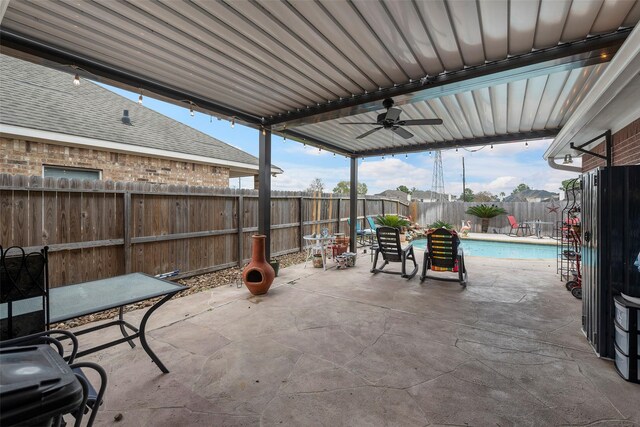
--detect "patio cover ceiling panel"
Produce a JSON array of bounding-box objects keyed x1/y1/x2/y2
[
  {"x1": 1, "y1": 0, "x2": 637, "y2": 126},
  {"x1": 290, "y1": 63, "x2": 607, "y2": 156}
]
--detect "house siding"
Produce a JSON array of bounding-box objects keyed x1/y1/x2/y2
[
  {"x1": 0, "y1": 137, "x2": 230, "y2": 186},
  {"x1": 581, "y1": 118, "x2": 640, "y2": 172}
]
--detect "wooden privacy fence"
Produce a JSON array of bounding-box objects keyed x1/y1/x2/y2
[
  {"x1": 410, "y1": 201, "x2": 562, "y2": 233},
  {"x1": 0, "y1": 174, "x2": 408, "y2": 287}
]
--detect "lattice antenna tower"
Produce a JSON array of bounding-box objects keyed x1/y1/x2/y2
[{"x1": 430, "y1": 151, "x2": 446, "y2": 202}]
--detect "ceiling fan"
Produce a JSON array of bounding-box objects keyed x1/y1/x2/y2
[{"x1": 340, "y1": 98, "x2": 443, "y2": 139}]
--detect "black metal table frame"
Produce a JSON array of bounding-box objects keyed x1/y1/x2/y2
[{"x1": 62, "y1": 292, "x2": 179, "y2": 373}]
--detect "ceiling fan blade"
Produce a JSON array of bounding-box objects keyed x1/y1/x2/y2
[
  {"x1": 399, "y1": 118, "x2": 443, "y2": 126},
  {"x1": 392, "y1": 126, "x2": 414, "y2": 139},
  {"x1": 339, "y1": 122, "x2": 380, "y2": 125},
  {"x1": 385, "y1": 107, "x2": 402, "y2": 122},
  {"x1": 356, "y1": 127, "x2": 383, "y2": 139}
]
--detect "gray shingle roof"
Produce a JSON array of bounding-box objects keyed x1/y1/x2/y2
[{"x1": 0, "y1": 55, "x2": 264, "y2": 169}]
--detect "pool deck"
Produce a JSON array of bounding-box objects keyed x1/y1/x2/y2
[
  {"x1": 437, "y1": 231, "x2": 558, "y2": 246},
  {"x1": 75, "y1": 248, "x2": 639, "y2": 426}
]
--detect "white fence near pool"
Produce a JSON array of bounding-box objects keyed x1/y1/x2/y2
[{"x1": 409, "y1": 202, "x2": 562, "y2": 234}]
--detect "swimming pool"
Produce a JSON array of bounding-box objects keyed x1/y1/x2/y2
[{"x1": 411, "y1": 238, "x2": 556, "y2": 259}]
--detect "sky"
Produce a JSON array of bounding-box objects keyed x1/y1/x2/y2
[{"x1": 104, "y1": 85, "x2": 580, "y2": 198}]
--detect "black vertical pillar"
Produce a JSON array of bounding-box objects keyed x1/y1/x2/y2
[
  {"x1": 259, "y1": 128, "x2": 271, "y2": 261},
  {"x1": 349, "y1": 157, "x2": 358, "y2": 253}
]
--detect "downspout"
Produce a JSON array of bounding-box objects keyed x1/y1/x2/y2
[{"x1": 547, "y1": 157, "x2": 582, "y2": 173}]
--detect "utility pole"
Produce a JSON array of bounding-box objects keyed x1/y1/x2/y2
[
  {"x1": 462, "y1": 157, "x2": 466, "y2": 202},
  {"x1": 430, "y1": 151, "x2": 445, "y2": 202}
]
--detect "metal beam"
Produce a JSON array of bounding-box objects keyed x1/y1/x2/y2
[
  {"x1": 268, "y1": 30, "x2": 629, "y2": 129},
  {"x1": 349, "y1": 158, "x2": 358, "y2": 253},
  {"x1": 357, "y1": 129, "x2": 560, "y2": 157},
  {"x1": 276, "y1": 129, "x2": 355, "y2": 157},
  {"x1": 569, "y1": 130, "x2": 612, "y2": 165},
  {"x1": 0, "y1": 29, "x2": 262, "y2": 126},
  {"x1": 258, "y1": 128, "x2": 272, "y2": 261}
]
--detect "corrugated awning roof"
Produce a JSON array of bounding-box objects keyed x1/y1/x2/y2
[{"x1": 1, "y1": 0, "x2": 638, "y2": 156}]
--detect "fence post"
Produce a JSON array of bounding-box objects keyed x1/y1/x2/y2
[
  {"x1": 237, "y1": 195, "x2": 244, "y2": 266},
  {"x1": 299, "y1": 196, "x2": 304, "y2": 251},
  {"x1": 381, "y1": 199, "x2": 385, "y2": 216},
  {"x1": 123, "y1": 192, "x2": 131, "y2": 273},
  {"x1": 336, "y1": 197, "x2": 341, "y2": 234}
]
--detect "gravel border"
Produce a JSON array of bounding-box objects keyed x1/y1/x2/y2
[{"x1": 51, "y1": 251, "x2": 307, "y2": 329}]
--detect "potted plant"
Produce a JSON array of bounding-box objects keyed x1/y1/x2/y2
[
  {"x1": 269, "y1": 259, "x2": 280, "y2": 277},
  {"x1": 374, "y1": 214, "x2": 411, "y2": 241},
  {"x1": 465, "y1": 204, "x2": 507, "y2": 233}
]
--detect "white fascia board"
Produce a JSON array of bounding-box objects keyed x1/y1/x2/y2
[
  {"x1": 544, "y1": 25, "x2": 640, "y2": 160},
  {"x1": 0, "y1": 124, "x2": 284, "y2": 174}
]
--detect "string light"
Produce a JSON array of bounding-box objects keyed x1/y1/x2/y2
[
  {"x1": 525, "y1": 141, "x2": 529, "y2": 148},
  {"x1": 333, "y1": 153, "x2": 335, "y2": 157},
  {"x1": 231, "y1": 118, "x2": 235, "y2": 128},
  {"x1": 73, "y1": 73, "x2": 80, "y2": 86},
  {"x1": 138, "y1": 90, "x2": 143, "y2": 105},
  {"x1": 262, "y1": 127, "x2": 266, "y2": 136},
  {"x1": 429, "y1": 151, "x2": 432, "y2": 156},
  {"x1": 382, "y1": 156, "x2": 385, "y2": 160},
  {"x1": 405, "y1": 154, "x2": 408, "y2": 159},
  {"x1": 490, "y1": 144, "x2": 493, "y2": 149},
  {"x1": 189, "y1": 103, "x2": 194, "y2": 117},
  {"x1": 318, "y1": 147, "x2": 321, "y2": 152},
  {"x1": 456, "y1": 147, "x2": 458, "y2": 152}
]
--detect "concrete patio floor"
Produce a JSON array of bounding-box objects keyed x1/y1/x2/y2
[{"x1": 78, "y1": 250, "x2": 640, "y2": 426}]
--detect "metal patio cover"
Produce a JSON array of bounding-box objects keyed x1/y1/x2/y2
[{"x1": 1, "y1": 0, "x2": 639, "y2": 157}]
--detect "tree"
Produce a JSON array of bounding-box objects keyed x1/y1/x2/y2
[
  {"x1": 499, "y1": 192, "x2": 506, "y2": 201},
  {"x1": 332, "y1": 181, "x2": 368, "y2": 195},
  {"x1": 397, "y1": 185, "x2": 410, "y2": 194},
  {"x1": 410, "y1": 186, "x2": 419, "y2": 194},
  {"x1": 307, "y1": 178, "x2": 325, "y2": 193},
  {"x1": 474, "y1": 191, "x2": 497, "y2": 202},
  {"x1": 559, "y1": 178, "x2": 580, "y2": 192},
  {"x1": 511, "y1": 183, "x2": 531, "y2": 195},
  {"x1": 459, "y1": 188, "x2": 474, "y2": 202}
]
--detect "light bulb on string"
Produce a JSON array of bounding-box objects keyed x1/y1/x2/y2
[
  {"x1": 429, "y1": 151, "x2": 432, "y2": 156},
  {"x1": 189, "y1": 103, "x2": 194, "y2": 117},
  {"x1": 525, "y1": 141, "x2": 529, "y2": 148},
  {"x1": 231, "y1": 118, "x2": 235, "y2": 128},
  {"x1": 491, "y1": 144, "x2": 493, "y2": 149},
  {"x1": 73, "y1": 73, "x2": 80, "y2": 86},
  {"x1": 138, "y1": 90, "x2": 143, "y2": 105},
  {"x1": 262, "y1": 127, "x2": 266, "y2": 136},
  {"x1": 333, "y1": 153, "x2": 335, "y2": 157},
  {"x1": 382, "y1": 156, "x2": 385, "y2": 160},
  {"x1": 405, "y1": 154, "x2": 408, "y2": 159},
  {"x1": 456, "y1": 147, "x2": 458, "y2": 152}
]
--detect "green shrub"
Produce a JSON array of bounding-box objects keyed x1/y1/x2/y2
[
  {"x1": 374, "y1": 214, "x2": 411, "y2": 229},
  {"x1": 428, "y1": 220, "x2": 454, "y2": 229},
  {"x1": 465, "y1": 204, "x2": 507, "y2": 219}
]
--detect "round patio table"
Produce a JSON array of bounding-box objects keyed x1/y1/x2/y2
[
  {"x1": 523, "y1": 220, "x2": 554, "y2": 238},
  {"x1": 303, "y1": 235, "x2": 334, "y2": 270}
]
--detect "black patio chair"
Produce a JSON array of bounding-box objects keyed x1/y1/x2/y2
[
  {"x1": 0, "y1": 246, "x2": 106, "y2": 427},
  {"x1": 371, "y1": 226, "x2": 418, "y2": 279},
  {"x1": 419, "y1": 228, "x2": 467, "y2": 286}
]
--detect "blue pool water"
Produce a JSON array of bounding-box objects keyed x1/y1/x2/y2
[{"x1": 411, "y1": 238, "x2": 556, "y2": 259}]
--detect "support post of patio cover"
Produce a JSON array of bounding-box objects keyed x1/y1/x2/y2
[
  {"x1": 259, "y1": 127, "x2": 271, "y2": 261},
  {"x1": 349, "y1": 157, "x2": 357, "y2": 253}
]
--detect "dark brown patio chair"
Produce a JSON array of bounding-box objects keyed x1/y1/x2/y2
[
  {"x1": 420, "y1": 228, "x2": 467, "y2": 286},
  {"x1": 371, "y1": 226, "x2": 418, "y2": 279}
]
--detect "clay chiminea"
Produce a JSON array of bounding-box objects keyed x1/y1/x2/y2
[{"x1": 242, "y1": 235, "x2": 275, "y2": 295}]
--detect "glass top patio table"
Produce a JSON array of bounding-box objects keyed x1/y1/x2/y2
[{"x1": 1, "y1": 273, "x2": 186, "y2": 323}]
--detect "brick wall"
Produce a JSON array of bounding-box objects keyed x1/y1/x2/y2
[
  {"x1": 582, "y1": 118, "x2": 640, "y2": 172},
  {"x1": 0, "y1": 137, "x2": 232, "y2": 186}
]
